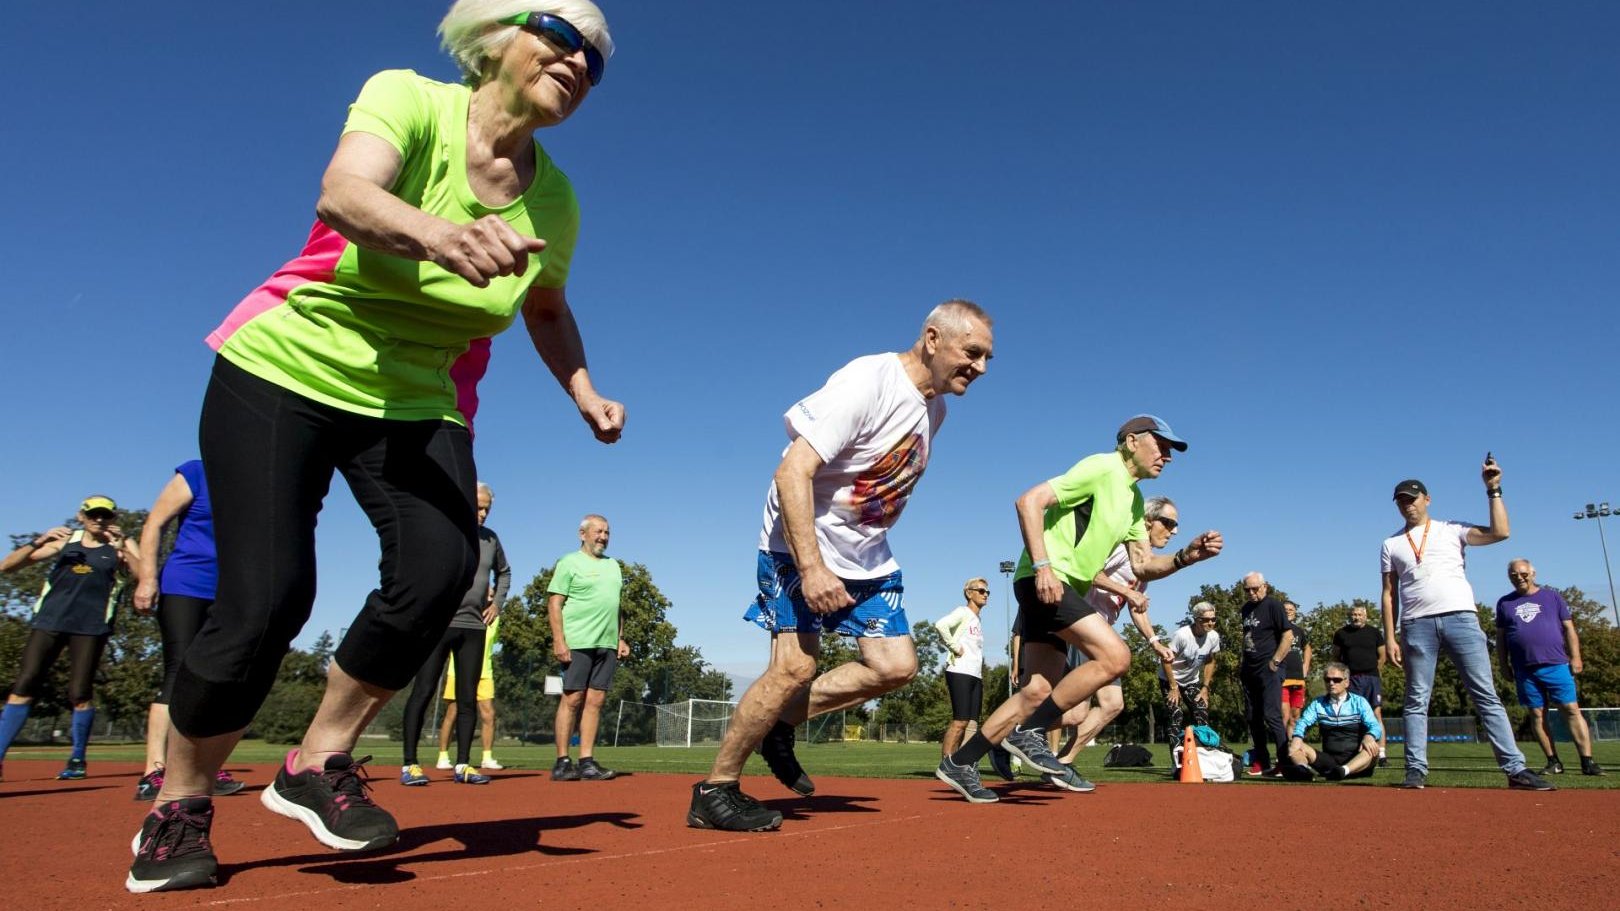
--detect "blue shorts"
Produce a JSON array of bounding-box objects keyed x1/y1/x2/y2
[
  {"x1": 744, "y1": 551, "x2": 909, "y2": 638},
  {"x1": 1348, "y1": 673, "x2": 1382, "y2": 707},
  {"x1": 1514, "y1": 663, "x2": 1577, "y2": 709}
]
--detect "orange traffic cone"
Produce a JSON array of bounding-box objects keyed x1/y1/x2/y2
[{"x1": 1178, "y1": 726, "x2": 1202, "y2": 783}]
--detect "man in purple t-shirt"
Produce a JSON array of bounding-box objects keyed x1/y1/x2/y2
[{"x1": 1494, "y1": 559, "x2": 1604, "y2": 777}]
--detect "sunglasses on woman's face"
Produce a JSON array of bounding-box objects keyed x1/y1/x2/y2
[{"x1": 499, "y1": 12, "x2": 605, "y2": 85}]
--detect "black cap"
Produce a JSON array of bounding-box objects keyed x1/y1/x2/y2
[{"x1": 1392, "y1": 479, "x2": 1428, "y2": 500}]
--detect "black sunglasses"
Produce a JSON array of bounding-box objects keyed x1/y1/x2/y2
[
  {"x1": 499, "y1": 12, "x2": 605, "y2": 86},
  {"x1": 1152, "y1": 516, "x2": 1178, "y2": 531},
  {"x1": 968, "y1": 588, "x2": 989, "y2": 595},
  {"x1": 84, "y1": 511, "x2": 116, "y2": 521},
  {"x1": 1325, "y1": 676, "x2": 1346, "y2": 684}
]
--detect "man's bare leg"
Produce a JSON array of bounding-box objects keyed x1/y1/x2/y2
[
  {"x1": 555, "y1": 691, "x2": 584, "y2": 759},
  {"x1": 1060, "y1": 684, "x2": 1123, "y2": 764},
  {"x1": 706, "y1": 632, "x2": 819, "y2": 783},
  {"x1": 579, "y1": 688, "x2": 607, "y2": 759},
  {"x1": 782, "y1": 636, "x2": 918, "y2": 723}
]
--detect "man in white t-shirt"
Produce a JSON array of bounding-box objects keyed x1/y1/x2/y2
[
  {"x1": 1159, "y1": 601, "x2": 1222, "y2": 745},
  {"x1": 935, "y1": 578, "x2": 989, "y2": 757},
  {"x1": 1379, "y1": 458, "x2": 1552, "y2": 791},
  {"x1": 686, "y1": 300, "x2": 994, "y2": 832}
]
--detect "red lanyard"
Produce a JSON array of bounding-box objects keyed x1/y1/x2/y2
[{"x1": 1404, "y1": 520, "x2": 1431, "y2": 565}]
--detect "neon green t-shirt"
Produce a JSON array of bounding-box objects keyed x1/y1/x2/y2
[
  {"x1": 1014, "y1": 451, "x2": 1147, "y2": 592},
  {"x1": 548, "y1": 551, "x2": 623, "y2": 650},
  {"x1": 207, "y1": 69, "x2": 579, "y2": 425}
]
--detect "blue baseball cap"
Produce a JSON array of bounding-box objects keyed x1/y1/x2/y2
[{"x1": 1116, "y1": 414, "x2": 1188, "y2": 451}]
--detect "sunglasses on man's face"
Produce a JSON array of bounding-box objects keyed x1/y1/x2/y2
[
  {"x1": 1244, "y1": 586, "x2": 1262, "y2": 593},
  {"x1": 1153, "y1": 516, "x2": 1178, "y2": 531},
  {"x1": 499, "y1": 12, "x2": 605, "y2": 85},
  {"x1": 1325, "y1": 677, "x2": 1346, "y2": 684}
]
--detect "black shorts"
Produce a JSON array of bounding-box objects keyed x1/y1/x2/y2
[
  {"x1": 562, "y1": 648, "x2": 618, "y2": 692},
  {"x1": 944, "y1": 670, "x2": 983, "y2": 721},
  {"x1": 1308, "y1": 745, "x2": 1375, "y2": 778},
  {"x1": 1012, "y1": 575, "x2": 1097, "y2": 650},
  {"x1": 1348, "y1": 673, "x2": 1382, "y2": 707}
]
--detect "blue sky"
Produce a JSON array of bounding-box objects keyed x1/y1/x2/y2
[{"x1": 4, "y1": 2, "x2": 1617, "y2": 686}]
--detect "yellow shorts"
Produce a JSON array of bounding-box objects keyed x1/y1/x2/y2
[{"x1": 443, "y1": 674, "x2": 495, "y2": 702}]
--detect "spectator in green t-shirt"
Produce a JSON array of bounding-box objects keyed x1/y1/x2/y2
[{"x1": 547, "y1": 514, "x2": 626, "y2": 782}]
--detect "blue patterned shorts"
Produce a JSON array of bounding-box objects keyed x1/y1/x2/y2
[{"x1": 744, "y1": 551, "x2": 909, "y2": 638}]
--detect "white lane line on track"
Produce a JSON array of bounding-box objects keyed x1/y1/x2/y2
[{"x1": 191, "y1": 812, "x2": 933, "y2": 907}]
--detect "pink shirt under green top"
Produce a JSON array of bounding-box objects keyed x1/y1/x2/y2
[{"x1": 207, "y1": 69, "x2": 580, "y2": 426}]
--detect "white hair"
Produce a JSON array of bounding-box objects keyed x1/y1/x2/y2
[
  {"x1": 1144, "y1": 496, "x2": 1175, "y2": 521},
  {"x1": 476, "y1": 482, "x2": 493, "y2": 497},
  {"x1": 578, "y1": 513, "x2": 608, "y2": 533},
  {"x1": 439, "y1": 0, "x2": 615, "y2": 87},
  {"x1": 921, "y1": 299, "x2": 991, "y2": 338}
]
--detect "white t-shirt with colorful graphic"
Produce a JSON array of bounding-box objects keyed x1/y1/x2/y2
[
  {"x1": 1380, "y1": 519, "x2": 1477, "y2": 623},
  {"x1": 760, "y1": 353, "x2": 945, "y2": 579}
]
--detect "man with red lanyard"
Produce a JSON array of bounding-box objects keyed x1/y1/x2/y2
[{"x1": 1379, "y1": 457, "x2": 1552, "y2": 791}]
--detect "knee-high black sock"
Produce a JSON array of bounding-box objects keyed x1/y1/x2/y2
[
  {"x1": 1020, "y1": 697, "x2": 1065, "y2": 734},
  {"x1": 950, "y1": 733, "x2": 994, "y2": 766}
]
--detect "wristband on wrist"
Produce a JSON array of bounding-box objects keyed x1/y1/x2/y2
[
  {"x1": 1032, "y1": 559, "x2": 1051, "y2": 570},
  {"x1": 1487, "y1": 487, "x2": 1503, "y2": 499},
  {"x1": 1172, "y1": 549, "x2": 1190, "y2": 569}
]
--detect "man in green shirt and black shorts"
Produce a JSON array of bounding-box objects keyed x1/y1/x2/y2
[
  {"x1": 937, "y1": 416, "x2": 1224, "y2": 802},
  {"x1": 547, "y1": 514, "x2": 628, "y2": 782}
]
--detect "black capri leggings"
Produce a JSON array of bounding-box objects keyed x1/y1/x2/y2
[
  {"x1": 167, "y1": 357, "x2": 479, "y2": 738},
  {"x1": 400, "y1": 626, "x2": 487, "y2": 765},
  {"x1": 10, "y1": 629, "x2": 107, "y2": 705},
  {"x1": 156, "y1": 595, "x2": 212, "y2": 704},
  {"x1": 944, "y1": 670, "x2": 983, "y2": 722}
]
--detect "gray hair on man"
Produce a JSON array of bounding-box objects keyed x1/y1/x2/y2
[
  {"x1": 1145, "y1": 495, "x2": 1175, "y2": 522},
  {"x1": 439, "y1": 0, "x2": 615, "y2": 87},
  {"x1": 476, "y1": 481, "x2": 494, "y2": 497},
  {"x1": 922, "y1": 299, "x2": 992, "y2": 337},
  {"x1": 1324, "y1": 661, "x2": 1350, "y2": 679},
  {"x1": 578, "y1": 513, "x2": 608, "y2": 533}
]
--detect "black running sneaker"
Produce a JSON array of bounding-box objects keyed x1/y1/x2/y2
[
  {"x1": 1507, "y1": 769, "x2": 1556, "y2": 791},
  {"x1": 551, "y1": 757, "x2": 580, "y2": 781},
  {"x1": 1541, "y1": 758, "x2": 1565, "y2": 775},
  {"x1": 934, "y1": 756, "x2": 999, "y2": 803},
  {"x1": 1400, "y1": 770, "x2": 1426, "y2": 790},
  {"x1": 213, "y1": 769, "x2": 246, "y2": 797},
  {"x1": 125, "y1": 797, "x2": 218, "y2": 893},
  {"x1": 686, "y1": 780, "x2": 783, "y2": 831},
  {"x1": 578, "y1": 758, "x2": 618, "y2": 781},
  {"x1": 1002, "y1": 727, "x2": 1065, "y2": 776},
  {"x1": 987, "y1": 744, "x2": 1016, "y2": 781},
  {"x1": 134, "y1": 766, "x2": 164, "y2": 801},
  {"x1": 1581, "y1": 757, "x2": 1606, "y2": 777},
  {"x1": 57, "y1": 757, "x2": 87, "y2": 780},
  {"x1": 759, "y1": 721, "x2": 814, "y2": 796},
  {"x1": 260, "y1": 753, "x2": 398, "y2": 851}
]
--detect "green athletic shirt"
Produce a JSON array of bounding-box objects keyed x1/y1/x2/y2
[
  {"x1": 1014, "y1": 451, "x2": 1147, "y2": 592},
  {"x1": 548, "y1": 551, "x2": 623, "y2": 650},
  {"x1": 207, "y1": 69, "x2": 579, "y2": 425}
]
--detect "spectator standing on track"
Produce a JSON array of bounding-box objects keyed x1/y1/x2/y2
[
  {"x1": 1280, "y1": 601, "x2": 1311, "y2": 736},
  {"x1": 131, "y1": 463, "x2": 246, "y2": 800},
  {"x1": 549, "y1": 514, "x2": 626, "y2": 783},
  {"x1": 436, "y1": 614, "x2": 503, "y2": 771},
  {"x1": 125, "y1": 1, "x2": 624, "y2": 893},
  {"x1": 0, "y1": 497, "x2": 138, "y2": 782},
  {"x1": 1238, "y1": 572, "x2": 1292, "y2": 777},
  {"x1": 1494, "y1": 559, "x2": 1603, "y2": 777},
  {"x1": 1381, "y1": 461, "x2": 1552, "y2": 791},
  {"x1": 935, "y1": 416, "x2": 1222, "y2": 804},
  {"x1": 687, "y1": 300, "x2": 995, "y2": 832},
  {"x1": 1285, "y1": 662, "x2": 1382, "y2": 781},
  {"x1": 935, "y1": 578, "x2": 989, "y2": 757},
  {"x1": 1159, "y1": 602, "x2": 1221, "y2": 753},
  {"x1": 399, "y1": 482, "x2": 511, "y2": 787},
  {"x1": 1332, "y1": 605, "x2": 1388, "y2": 767}
]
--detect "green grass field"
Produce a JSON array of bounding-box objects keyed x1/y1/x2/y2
[{"x1": 10, "y1": 738, "x2": 1619, "y2": 789}]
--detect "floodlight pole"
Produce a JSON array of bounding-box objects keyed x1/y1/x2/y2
[
  {"x1": 999, "y1": 560, "x2": 1016, "y2": 698},
  {"x1": 1572, "y1": 502, "x2": 1619, "y2": 626}
]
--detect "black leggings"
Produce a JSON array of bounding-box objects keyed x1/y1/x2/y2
[
  {"x1": 156, "y1": 595, "x2": 212, "y2": 704},
  {"x1": 401, "y1": 626, "x2": 487, "y2": 765},
  {"x1": 10, "y1": 630, "x2": 107, "y2": 704},
  {"x1": 168, "y1": 357, "x2": 479, "y2": 738}
]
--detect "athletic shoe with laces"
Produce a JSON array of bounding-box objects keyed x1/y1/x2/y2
[
  {"x1": 1401, "y1": 770, "x2": 1426, "y2": 789},
  {"x1": 935, "y1": 756, "x2": 999, "y2": 803},
  {"x1": 125, "y1": 796, "x2": 218, "y2": 893},
  {"x1": 987, "y1": 744, "x2": 1016, "y2": 781},
  {"x1": 1581, "y1": 757, "x2": 1605, "y2": 777},
  {"x1": 213, "y1": 769, "x2": 246, "y2": 797},
  {"x1": 759, "y1": 721, "x2": 814, "y2": 796},
  {"x1": 453, "y1": 764, "x2": 491, "y2": 784},
  {"x1": 1507, "y1": 769, "x2": 1555, "y2": 791},
  {"x1": 134, "y1": 766, "x2": 164, "y2": 801},
  {"x1": 1541, "y1": 758, "x2": 1565, "y2": 775},
  {"x1": 399, "y1": 763, "x2": 430, "y2": 786},
  {"x1": 479, "y1": 758, "x2": 504, "y2": 771},
  {"x1": 1260, "y1": 766, "x2": 1285, "y2": 778},
  {"x1": 1246, "y1": 761, "x2": 1263, "y2": 777},
  {"x1": 261, "y1": 752, "x2": 398, "y2": 851},
  {"x1": 1325, "y1": 765, "x2": 1350, "y2": 782},
  {"x1": 1002, "y1": 727, "x2": 1066, "y2": 776},
  {"x1": 686, "y1": 780, "x2": 783, "y2": 831},
  {"x1": 551, "y1": 757, "x2": 580, "y2": 781},
  {"x1": 578, "y1": 758, "x2": 618, "y2": 781},
  {"x1": 1041, "y1": 763, "x2": 1096, "y2": 792},
  {"x1": 436, "y1": 754, "x2": 453, "y2": 770},
  {"x1": 57, "y1": 757, "x2": 87, "y2": 780}
]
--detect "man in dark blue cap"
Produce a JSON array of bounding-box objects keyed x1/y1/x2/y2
[{"x1": 937, "y1": 415, "x2": 1224, "y2": 803}]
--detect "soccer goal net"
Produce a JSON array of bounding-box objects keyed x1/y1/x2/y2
[{"x1": 654, "y1": 698, "x2": 738, "y2": 747}]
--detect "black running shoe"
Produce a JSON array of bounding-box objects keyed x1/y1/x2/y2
[
  {"x1": 1541, "y1": 758, "x2": 1565, "y2": 775},
  {"x1": 578, "y1": 758, "x2": 618, "y2": 781},
  {"x1": 1581, "y1": 757, "x2": 1606, "y2": 777},
  {"x1": 759, "y1": 722, "x2": 814, "y2": 796},
  {"x1": 1401, "y1": 770, "x2": 1426, "y2": 790},
  {"x1": 213, "y1": 769, "x2": 246, "y2": 797},
  {"x1": 934, "y1": 756, "x2": 999, "y2": 803},
  {"x1": 134, "y1": 766, "x2": 164, "y2": 801},
  {"x1": 1507, "y1": 769, "x2": 1556, "y2": 791},
  {"x1": 987, "y1": 744, "x2": 1016, "y2": 781},
  {"x1": 551, "y1": 757, "x2": 580, "y2": 781},
  {"x1": 686, "y1": 780, "x2": 783, "y2": 831},
  {"x1": 57, "y1": 757, "x2": 87, "y2": 780},
  {"x1": 125, "y1": 797, "x2": 218, "y2": 893},
  {"x1": 1003, "y1": 727, "x2": 1066, "y2": 776},
  {"x1": 260, "y1": 753, "x2": 398, "y2": 851}
]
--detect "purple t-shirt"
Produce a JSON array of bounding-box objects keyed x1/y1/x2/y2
[{"x1": 1494, "y1": 587, "x2": 1571, "y2": 668}]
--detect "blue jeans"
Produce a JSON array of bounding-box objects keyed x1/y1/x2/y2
[{"x1": 1399, "y1": 612, "x2": 1526, "y2": 775}]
